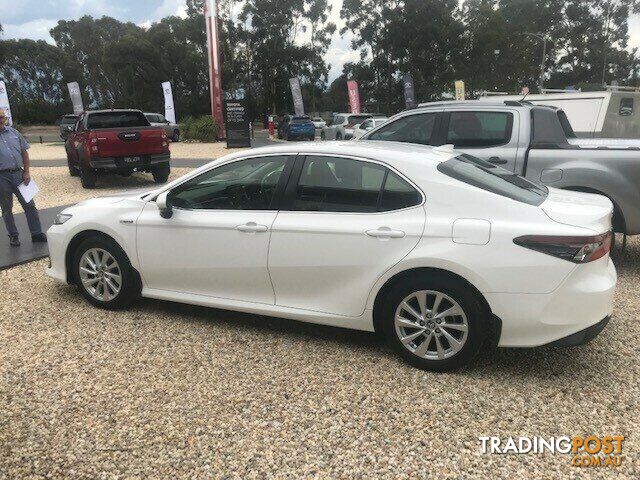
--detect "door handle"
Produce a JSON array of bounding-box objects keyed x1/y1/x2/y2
[
  {"x1": 488, "y1": 156, "x2": 508, "y2": 165},
  {"x1": 236, "y1": 222, "x2": 268, "y2": 233},
  {"x1": 366, "y1": 227, "x2": 405, "y2": 239}
]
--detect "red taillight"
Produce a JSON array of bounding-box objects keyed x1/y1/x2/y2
[{"x1": 513, "y1": 232, "x2": 612, "y2": 263}]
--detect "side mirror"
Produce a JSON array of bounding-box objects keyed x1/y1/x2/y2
[{"x1": 156, "y1": 191, "x2": 173, "y2": 219}]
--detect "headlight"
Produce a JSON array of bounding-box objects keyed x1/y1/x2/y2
[{"x1": 54, "y1": 213, "x2": 73, "y2": 225}]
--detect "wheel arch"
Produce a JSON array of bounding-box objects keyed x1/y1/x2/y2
[
  {"x1": 561, "y1": 186, "x2": 626, "y2": 233},
  {"x1": 65, "y1": 229, "x2": 141, "y2": 287},
  {"x1": 371, "y1": 267, "x2": 501, "y2": 345}
]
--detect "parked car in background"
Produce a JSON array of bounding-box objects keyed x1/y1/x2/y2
[
  {"x1": 47, "y1": 142, "x2": 615, "y2": 371},
  {"x1": 321, "y1": 113, "x2": 385, "y2": 140},
  {"x1": 145, "y1": 112, "x2": 180, "y2": 142},
  {"x1": 277, "y1": 115, "x2": 316, "y2": 141},
  {"x1": 65, "y1": 109, "x2": 171, "y2": 188},
  {"x1": 59, "y1": 114, "x2": 79, "y2": 140},
  {"x1": 352, "y1": 117, "x2": 389, "y2": 139},
  {"x1": 361, "y1": 100, "x2": 640, "y2": 236},
  {"x1": 312, "y1": 117, "x2": 327, "y2": 129},
  {"x1": 480, "y1": 86, "x2": 640, "y2": 138}
]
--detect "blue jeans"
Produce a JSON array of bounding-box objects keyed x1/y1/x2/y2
[{"x1": 0, "y1": 170, "x2": 42, "y2": 237}]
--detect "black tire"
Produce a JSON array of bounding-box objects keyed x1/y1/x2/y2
[
  {"x1": 73, "y1": 235, "x2": 141, "y2": 310},
  {"x1": 336, "y1": 132, "x2": 343, "y2": 140},
  {"x1": 152, "y1": 163, "x2": 170, "y2": 184},
  {"x1": 66, "y1": 149, "x2": 79, "y2": 177},
  {"x1": 320, "y1": 131, "x2": 326, "y2": 140},
  {"x1": 172, "y1": 129, "x2": 180, "y2": 142},
  {"x1": 80, "y1": 166, "x2": 97, "y2": 188},
  {"x1": 380, "y1": 274, "x2": 487, "y2": 371}
]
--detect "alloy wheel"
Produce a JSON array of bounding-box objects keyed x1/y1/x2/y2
[
  {"x1": 394, "y1": 290, "x2": 469, "y2": 360},
  {"x1": 78, "y1": 248, "x2": 122, "y2": 302}
]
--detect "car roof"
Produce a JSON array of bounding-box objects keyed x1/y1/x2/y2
[
  {"x1": 235, "y1": 141, "x2": 456, "y2": 171},
  {"x1": 86, "y1": 109, "x2": 144, "y2": 114}
]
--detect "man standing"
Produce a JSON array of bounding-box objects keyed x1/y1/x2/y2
[{"x1": 0, "y1": 108, "x2": 46, "y2": 246}]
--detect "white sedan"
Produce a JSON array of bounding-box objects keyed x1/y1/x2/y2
[
  {"x1": 46, "y1": 142, "x2": 616, "y2": 371},
  {"x1": 352, "y1": 117, "x2": 389, "y2": 139}
]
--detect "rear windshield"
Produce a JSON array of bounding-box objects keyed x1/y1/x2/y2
[
  {"x1": 437, "y1": 154, "x2": 549, "y2": 206},
  {"x1": 291, "y1": 116, "x2": 312, "y2": 124},
  {"x1": 61, "y1": 116, "x2": 77, "y2": 125},
  {"x1": 87, "y1": 111, "x2": 150, "y2": 129}
]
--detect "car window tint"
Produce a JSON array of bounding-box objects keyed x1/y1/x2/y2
[
  {"x1": 446, "y1": 111, "x2": 512, "y2": 148},
  {"x1": 87, "y1": 111, "x2": 150, "y2": 129},
  {"x1": 293, "y1": 156, "x2": 385, "y2": 212},
  {"x1": 437, "y1": 154, "x2": 548, "y2": 206},
  {"x1": 619, "y1": 98, "x2": 633, "y2": 116},
  {"x1": 170, "y1": 156, "x2": 288, "y2": 210},
  {"x1": 367, "y1": 113, "x2": 436, "y2": 145},
  {"x1": 379, "y1": 171, "x2": 422, "y2": 211}
]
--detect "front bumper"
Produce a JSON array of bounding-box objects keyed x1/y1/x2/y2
[
  {"x1": 45, "y1": 223, "x2": 69, "y2": 283},
  {"x1": 89, "y1": 153, "x2": 170, "y2": 170},
  {"x1": 486, "y1": 257, "x2": 616, "y2": 347}
]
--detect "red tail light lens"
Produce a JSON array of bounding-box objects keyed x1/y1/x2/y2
[{"x1": 513, "y1": 232, "x2": 612, "y2": 263}]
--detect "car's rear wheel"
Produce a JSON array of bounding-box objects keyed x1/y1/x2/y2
[
  {"x1": 381, "y1": 275, "x2": 485, "y2": 371},
  {"x1": 320, "y1": 131, "x2": 326, "y2": 140},
  {"x1": 73, "y1": 236, "x2": 140, "y2": 309},
  {"x1": 172, "y1": 129, "x2": 180, "y2": 142},
  {"x1": 336, "y1": 132, "x2": 343, "y2": 140},
  {"x1": 80, "y1": 166, "x2": 97, "y2": 188}
]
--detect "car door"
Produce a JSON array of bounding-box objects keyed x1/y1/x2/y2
[
  {"x1": 268, "y1": 155, "x2": 426, "y2": 317},
  {"x1": 136, "y1": 154, "x2": 294, "y2": 304},
  {"x1": 439, "y1": 110, "x2": 520, "y2": 172}
]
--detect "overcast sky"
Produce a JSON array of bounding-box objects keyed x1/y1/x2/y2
[{"x1": 2, "y1": 0, "x2": 638, "y2": 84}]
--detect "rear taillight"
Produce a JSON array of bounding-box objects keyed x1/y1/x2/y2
[{"x1": 513, "y1": 232, "x2": 612, "y2": 263}]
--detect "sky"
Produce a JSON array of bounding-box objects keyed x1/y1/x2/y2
[
  {"x1": 1, "y1": 0, "x2": 639, "y2": 84},
  {"x1": 1, "y1": 0, "x2": 357, "y2": 83}
]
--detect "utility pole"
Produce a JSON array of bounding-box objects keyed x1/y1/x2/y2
[{"x1": 522, "y1": 32, "x2": 548, "y2": 92}]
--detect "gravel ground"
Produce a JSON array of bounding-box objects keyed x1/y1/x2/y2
[
  {"x1": 28, "y1": 142, "x2": 244, "y2": 161},
  {"x1": 11, "y1": 167, "x2": 192, "y2": 212},
  {"x1": 1, "y1": 241, "x2": 639, "y2": 478}
]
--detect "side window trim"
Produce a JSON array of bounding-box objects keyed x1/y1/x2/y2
[
  {"x1": 279, "y1": 154, "x2": 425, "y2": 213},
  {"x1": 442, "y1": 110, "x2": 514, "y2": 148},
  {"x1": 169, "y1": 154, "x2": 297, "y2": 212}
]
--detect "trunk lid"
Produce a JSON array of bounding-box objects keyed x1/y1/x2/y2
[
  {"x1": 90, "y1": 127, "x2": 167, "y2": 157},
  {"x1": 541, "y1": 188, "x2": 613, "y2": 233}
]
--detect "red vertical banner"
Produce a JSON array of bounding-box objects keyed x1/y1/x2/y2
[
  {"x1": 347, "y1": 80, "x2": 361, "y2": 114},
  {"x1": 205, "y1": 0, "x2": 225, "y2": 139}
]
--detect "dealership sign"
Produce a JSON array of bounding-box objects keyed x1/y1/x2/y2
[
  {"x1": 224, "y1": 98, "x2": 251, "y2": 148},
  {"x1": 347, "y1": 80, "x2": 361, "y2": 114},
  {"x1": 289, "y1": 77, "x2": 305, "y2": 116},
  {"x1": 67, "y1": 81, "x2": 84, "y2": 115},
  {"x1": 454, "y1": 80, "x2": 465, "y2": 100},
  {"x1": 0, "y1": 81, "x2": 13, "y2": 126},
  {"x1": 162, "y1": 81, "x2": 176, "y2": 124}
]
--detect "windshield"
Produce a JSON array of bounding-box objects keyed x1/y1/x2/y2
[
  {"x1": 347, "y1": 115, "x2": 372, "y2": 126},
  {"x1": 87, "y1": 111, "x2": 150, "y2": 129},
  {"x1": 437, "y1": 154, "x2": 549, "y2": 206},
  {"x1": 291, "y1": 116, "x2": 312, "y2": 124}
]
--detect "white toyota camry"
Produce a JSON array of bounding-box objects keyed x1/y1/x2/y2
[{"x1": 46, "y1": 141, "x2": 616, "y2": 370}]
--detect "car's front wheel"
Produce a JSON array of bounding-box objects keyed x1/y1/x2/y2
[
  {"x1": 73, "y1": 236, "x2": 140, "y2": 310},
  {"x1": 381, "y1": 274, "x2": 486, "y2": 371}
]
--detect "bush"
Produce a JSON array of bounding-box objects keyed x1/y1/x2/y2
[{"x1": 181, "y1": 115, "x2": 219, "y2": 142}]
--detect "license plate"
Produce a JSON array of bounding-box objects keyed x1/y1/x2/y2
[{"x1": 123, "y1": 156, "x2": 141, "y2": 163}]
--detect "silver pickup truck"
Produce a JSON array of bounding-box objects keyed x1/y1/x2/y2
[{"x1": 360, "y1": 100, "x2": 640, "y2": 235}]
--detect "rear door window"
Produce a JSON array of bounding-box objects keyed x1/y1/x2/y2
[
  {"x1": 445, "y1": 111, "x2": 513, "y2": 148},
  {"x1": 437, "y1": 154, "x2": 548, "y2": 206},
  {"x1": 367, "y1": 113, "x2": 437, "y2": 145}
]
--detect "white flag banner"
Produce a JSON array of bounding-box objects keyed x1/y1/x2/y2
[
  {"x1": 289, "y1": 77, "x2": 305, "y2": 116},
  {"x1": 67, "y1": 82, "x2": 84, "y2": 114},
  {"x1": 0, "y1": 81, "x2": 14, "y2": 126},
  {"x1": 162, "y1": 81, "x2": 176, "y2": 124}
]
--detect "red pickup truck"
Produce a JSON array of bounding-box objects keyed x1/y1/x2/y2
[{"x1": 65, "y1": 109, "x2": 171, "y2": 188}]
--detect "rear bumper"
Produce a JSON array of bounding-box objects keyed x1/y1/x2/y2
[
  {"x1": 287, "y1": 130, "x2": 315, "y2": 139},
  {"x1": 486, "y1": 257, "x2": 616, "y2": 347},
  {"x1": 89, "y1": 153, "x2": 170, "y2": 170},
  {"x1": 543, "y1": 316, "x2": 610, "y2": 347}
]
